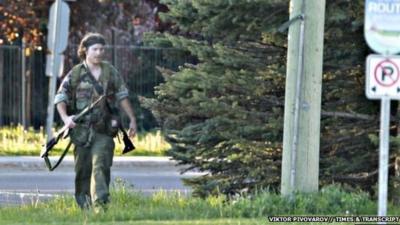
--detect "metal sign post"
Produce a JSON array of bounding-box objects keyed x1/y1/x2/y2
[
  {"x1": 365, "y1": 0, "x2": 400, "y2": 218},
  {"x1": 45, "y1": 0, "x2": 70, "y2": 140},
  {"x1": 366, "y1": 54, "x2": 400, "y2": 218},
  {"x1": 378, "y1": 96, "x2": 390, "y2": 217}
]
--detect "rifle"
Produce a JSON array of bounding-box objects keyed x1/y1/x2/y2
[{"x1": 40, "y1": 95, "x2": 107, "y2": 171}]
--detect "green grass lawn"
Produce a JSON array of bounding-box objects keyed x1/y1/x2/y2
[
  {"x1": 0, "y1": 219, "x2": 268, "y2": 225},
  {"x1": 1, "y1": 184, "x2": 400, "y2": 225},
  {"x1": 0, "y1": 187, "x2": 267, "y2": 225},
  {"x1": 0, "y1": 125, "x2": 170, "y2": 156},
  {"x1": 1, "y1": 221, "x2": 382, "y2": 225}
]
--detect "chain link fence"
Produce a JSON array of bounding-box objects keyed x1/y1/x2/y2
[{"x1": 0, "y1": 45, "x2": 187, "y2": 130}]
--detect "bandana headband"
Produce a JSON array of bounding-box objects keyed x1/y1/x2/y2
[{"x1": 83, "y1": 37, "x2": 106, "y2": 48}]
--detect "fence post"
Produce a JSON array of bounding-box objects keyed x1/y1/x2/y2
[
  {"x1": 0, "y1": 47, "x2": 3, "y2": 126},
  {"x1": 21, "y1": 41, "x2": 27, "y2": 129}
]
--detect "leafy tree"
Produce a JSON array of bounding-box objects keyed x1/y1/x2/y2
[
  {"x1": 0, "y1": 0, "x2": 164, "y2": 46},
  {"x1": 0, "y1": 0, "x2": 49, "y2": 46},
  {"x1": 0, "y1": 0, "x2": 172, "y2": 131}
]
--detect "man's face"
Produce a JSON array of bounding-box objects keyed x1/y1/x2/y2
[{"x1": 86, "y1": 43, "x2": 105, "y2": 65}]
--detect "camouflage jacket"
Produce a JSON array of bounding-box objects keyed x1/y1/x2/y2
[{"x1": 54, "y1": 61, "x2": 129, "y2": 137}]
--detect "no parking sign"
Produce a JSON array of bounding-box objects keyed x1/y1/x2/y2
[
  {"x1": 364, "y1": 0, "x2": 400, "y2": 218},
  {"x1": 366, "y1": 54, "x2": 400, "y2": 99}
]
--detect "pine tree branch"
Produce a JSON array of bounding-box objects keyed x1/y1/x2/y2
[
  {"x1": 321, "y1": 110, "x2": 375, "y2": 121},
  {"x1": 323, "y1": 63, "x2": 359, "y2": 71},
  {"x1": 332, "y1": 163, "x2": 395, "y2": 183},
  {"x1": 155, "y1": 66, "x2": 176, "y2": 80}
]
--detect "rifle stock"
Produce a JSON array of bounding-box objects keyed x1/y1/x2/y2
[
  {"x1": 40, "y1": 125, "x2": 69, "y2": 158},
  {"x1": 120, "y1": 126, "x2": 135, "y2": 154}
]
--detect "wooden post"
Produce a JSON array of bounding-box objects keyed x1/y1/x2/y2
[{"x1": 281, "y1": 0, "x2": 326, "y2": 195}]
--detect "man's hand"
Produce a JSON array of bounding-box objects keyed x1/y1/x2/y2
[
  {"x1": 128, "y1": 120, "x2": 137, "y2": 138},
  {"x1": 62, "y1": 115, "x2": 77, "y2": 129},
  {"x1": 57, "y1": 102, "x2": 76, "y2": 129},
  {"x1": 120, "y1": 98, "x2": 137, "y2": 138}
]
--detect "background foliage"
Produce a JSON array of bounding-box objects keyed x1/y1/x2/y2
[{"x1": 143, "y1": 0, "x2": 400, "y2": 201}]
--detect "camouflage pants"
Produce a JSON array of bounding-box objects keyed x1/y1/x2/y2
[{"x1": 73, "y1": 131, "x2": 114, "y2": 209}]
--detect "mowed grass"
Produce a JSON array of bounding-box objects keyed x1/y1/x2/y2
[
  {"x1": 0, "y1": 125, "x2": 170, "y2": 156},
  {"x1": 1, "y1": 184, "x2": 400, "y2": 225},
  {"x1": 0, "y1": 220, "x2": 362, "y2": 225},
  {"x1": 0, "y1": 183, "x2": 267, "y2": 225},
  {"x1": 0, "y1": 219, "x2": 267, "y2": 225}
]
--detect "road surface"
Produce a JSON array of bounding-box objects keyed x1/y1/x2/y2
[{"x1": 0, "y1": 156, "x2": 204, "y2": 206}]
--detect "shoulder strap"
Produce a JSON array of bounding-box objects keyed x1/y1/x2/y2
[
  {"x1": 70, "y1": 63, "x2": 84, "y2": 89},
  {"x1": 70, "y1": 61, "x2": 115, "y2": 90},
  {"x1": 102, "y1": 61, "x2": 119, "y2": 96},
  {"x1": 80, "y1": 61, "x2": 114, "y2": 95},
  {"x1": 68, "y1": 64, "x2": 84, "y2": 113},
  {"x1": 85, "y1": 70, "x2": 104, "y2": 95},
  {"x1": 101, "y1": 61, "x2": 112, "y2": 82}
]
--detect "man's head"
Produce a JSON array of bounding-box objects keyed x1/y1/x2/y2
[{"x1": 77, "y1": 33, "x2": 106, "y2": 63}]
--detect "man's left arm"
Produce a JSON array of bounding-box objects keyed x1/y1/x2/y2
[
  {"x1": 110, "y1": 65, "x2": 137, "y2": 138},
  {"x1": 120, "y1": 98, "x2": 137, "y2": 138}
]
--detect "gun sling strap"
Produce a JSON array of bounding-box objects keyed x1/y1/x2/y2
[{"x1": 44, "y1": 140, "x2": 72, "y2": 171}]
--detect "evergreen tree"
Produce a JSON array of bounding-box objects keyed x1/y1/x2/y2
[
  {"x1": 141, "y1": 0, "x2": 400, "y2": 200},
  {"x1": 143, "y1": 0, "x2": 288, "y2": 196}
]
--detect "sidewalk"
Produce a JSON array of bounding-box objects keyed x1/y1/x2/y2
[{"x1": 0, "y1": 156, "x2": 183, "y2": 171}]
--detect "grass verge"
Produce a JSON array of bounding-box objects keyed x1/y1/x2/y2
[
  {"x1": 0, "y1": 184, "x2": 399, "y2": 225},
  {"x1": 0, "y1": 125, "x2": 170, "y2": 156}
]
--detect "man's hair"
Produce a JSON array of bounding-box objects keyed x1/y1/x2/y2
[{"x1": 77, "y1": 33, "x2": 106, "y2": 60}]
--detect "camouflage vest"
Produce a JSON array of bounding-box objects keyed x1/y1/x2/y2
[{"x1": 69, "y1": 61, "x2": 120, "y2": 138}]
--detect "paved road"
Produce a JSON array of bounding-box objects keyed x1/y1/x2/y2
[{"x1": 0, "y1": 156, "x2": 204, "y2": 206}]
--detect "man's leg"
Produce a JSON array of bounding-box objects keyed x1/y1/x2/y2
[
  {"x1": 74, "y1": 145, "x2": 92, "y2": 209},
  {"x1": 90, "y1": 132, "x2": 114, "y2": 210}
]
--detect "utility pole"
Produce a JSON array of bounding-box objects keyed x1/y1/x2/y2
[{"x1": 281, "y1": 0, "x2": 326, "y2": 196}]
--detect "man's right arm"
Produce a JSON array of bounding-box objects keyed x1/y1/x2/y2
[{"x1": 54, "y1": 72, "x2": 76, "y2": 128}]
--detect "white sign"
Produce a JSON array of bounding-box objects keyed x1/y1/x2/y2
[
  {"x1": 364, "y1": 0, "x2": 400, "y2": 54},
  {"x1": 45, "y1": 0, "x2": 70, "y2": 141},
  {"x1": 47, "y1": 0, "x2": 70, "y2": 55},
  {"x1": 45, "y1": 54, "x2": 64, "y2": 78},
  {"x1": 366, "y1": 55, "x2": 395, "y2": 218},
  {"x1": 366, "y1": 54, "x2": 400, "y2": 99}
]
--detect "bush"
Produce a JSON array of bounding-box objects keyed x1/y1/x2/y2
[{"x1": 228, "y1": 185, "x2": 379, "y2": 217}]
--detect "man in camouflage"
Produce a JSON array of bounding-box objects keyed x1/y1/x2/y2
[{"x1": 54, "y1": 33, "x2": 137, "y2": 211}]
